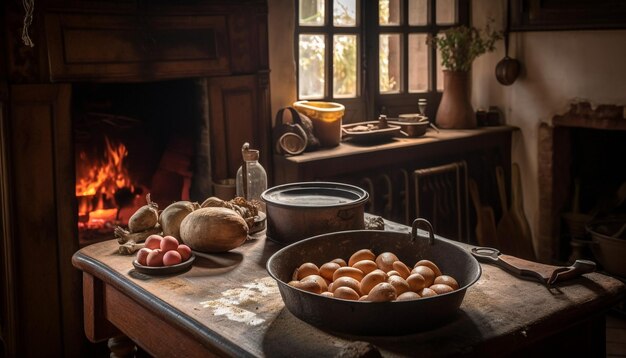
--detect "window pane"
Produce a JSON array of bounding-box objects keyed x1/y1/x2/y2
[
  {"x1": 408, "y1": 34, "x2": 429, "y2": 93},
  {"x1": 436, "y1": 0, "x2": 456, "y2": 25},
  {"x1": 299, "y1": 34, "x2": 325, "y2": 99},
  {"x1": 379, "y1": 34, "x2": 401, "y2": 94},
  {"x1": 299, "y1": 0, "x2": 324, "y2": 26},
  {"x1": 379, "y1": 0, "x2": 401, "y2": 26},
  {"x1": 334, "y1": 0, "x2": 357, "y2": 27},
  {"x1": 436, "y1": 46, "x2": 444, "y2": 91},
  {"x1": 408, "y1": 0, "x2": 428, "y2": 26},
  {"x1": 334, "y1": 35, "x2": 358, "y2": 98}
]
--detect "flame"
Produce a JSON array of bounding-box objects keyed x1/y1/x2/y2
[{"x1": 75, "y1": 137, "x2": 133, "y2": 214}]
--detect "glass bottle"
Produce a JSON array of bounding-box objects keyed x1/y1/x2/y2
[{"x1": 236, "y1": 142, "x2": 267, "y2": 212}]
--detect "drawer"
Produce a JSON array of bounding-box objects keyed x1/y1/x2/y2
[{"x1": 45, "y1": 13, "x2": 230, "y2": 82}]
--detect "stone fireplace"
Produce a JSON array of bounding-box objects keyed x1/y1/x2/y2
[
  {"x1": 538, "y1": 102, "x2": 626, "y2": 264},
  {"x1": 0, "y1": 1, "x2": 271, "y2": 356}
]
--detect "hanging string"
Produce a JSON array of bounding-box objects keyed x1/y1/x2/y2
[{"x1": 21, "y1": 0, "x2": 35, "y2": 47}]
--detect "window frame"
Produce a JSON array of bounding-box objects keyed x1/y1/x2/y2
[{"x1": 295, "y1": 0, "x2": 469, "y2": 123}]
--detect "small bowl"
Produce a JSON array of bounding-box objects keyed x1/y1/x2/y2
[
  {"x1": 132, "y1": 254, "x2": 195, "y2": 275},
  {"x1": 398, "y1": 113, "x2": 427, "y2": 122},
  {"x1": 389, "y1": 120, "x2": 429, "y2": 137}
]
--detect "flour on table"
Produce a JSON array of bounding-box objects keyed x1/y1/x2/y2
[{"x1": 199, "y1": 276, "x2": 279, "y2": 326}]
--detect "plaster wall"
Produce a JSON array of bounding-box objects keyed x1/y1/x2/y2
[
  {"x1": 267, "y1": 0, "x2": 626, "y2": 261},
  {"x1": 472, "y1": 0, "x2": 626, "y2": 260}
]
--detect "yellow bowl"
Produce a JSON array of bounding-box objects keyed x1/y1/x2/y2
[
  {"x1": 293, "y1": 101, "x2": 345, "y2": 122},
  {"x1": 293, "y1": 101, "x2": 345, "y2": 147}
]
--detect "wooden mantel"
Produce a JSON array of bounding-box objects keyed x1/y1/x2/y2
[{"x1": 552, "y1": 102, "x2": 626, "y2": 131}]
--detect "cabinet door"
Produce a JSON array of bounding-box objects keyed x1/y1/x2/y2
[
  {"x1": 209, "y1": 75, "x2": 268, "y2": 181},
  {"x1": 9, "y1": 85, "x2": 82, "y2": 357},
  {"x1": 45, "y1": 13, "x2": 230, "y2": 82}
]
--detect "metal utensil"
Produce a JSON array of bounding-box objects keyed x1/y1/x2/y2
[
  {"x1": 471, "y1": 247, "x2": 595, "y2": 287},
  {"x1": 495, "y1": 0, "x2": 521, "y2": 86}
]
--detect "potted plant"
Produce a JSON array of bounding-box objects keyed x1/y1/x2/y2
[{"x1": 429, "y1": 22, "x2": 502, "y2": 129}]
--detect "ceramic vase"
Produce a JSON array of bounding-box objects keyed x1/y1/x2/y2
[{"x1": 436, "y1": 71, "x2": 476, "y2": 129}]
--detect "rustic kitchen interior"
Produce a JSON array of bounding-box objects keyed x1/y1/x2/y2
[{"x1": 1, "y1": 0, "x2": 625, "y2": 357}]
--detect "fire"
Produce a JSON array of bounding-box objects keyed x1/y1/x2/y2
[{"x1": 76, "y1": 137, "x2": 133, "y2": 216}]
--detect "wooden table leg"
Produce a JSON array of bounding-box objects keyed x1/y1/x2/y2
[{"x1": 83, "y1": 273, "x2": 121, "y2": 342}]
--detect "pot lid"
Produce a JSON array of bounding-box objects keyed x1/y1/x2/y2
[{"x1": 261, "y1": 182, "x2": 369, "y2": 208}]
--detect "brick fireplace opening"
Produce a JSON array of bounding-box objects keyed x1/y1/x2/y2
[
  {"x1": 538, "y1": 102, "x2": 626, "y2": 264},
  {"x1": 73, "y1": 80, "x2": 211, "y2": 245}
]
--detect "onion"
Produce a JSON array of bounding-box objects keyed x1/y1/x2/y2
[
  {"x1": 159, "y1": 201, "x2": 199, "y2": 242},
  {"x1": 128, "y1": 194, "x2": 159, "y2": 233},
  {"x1": 179, "y1": 207, "x2": 248, "y2": 253}
]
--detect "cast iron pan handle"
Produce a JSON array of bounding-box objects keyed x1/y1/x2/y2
[{"x1": 411, "y1": 218, "x2": 435, "y2": 245}]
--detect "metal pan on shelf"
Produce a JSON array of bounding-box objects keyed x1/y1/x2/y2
[{"x1": 341, "y1": 121, "x2": 402, "y2": 143}]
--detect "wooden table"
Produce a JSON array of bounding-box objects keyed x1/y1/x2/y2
[{"x1": 72, "y1": 225, "x2": 625, "y2": 357}]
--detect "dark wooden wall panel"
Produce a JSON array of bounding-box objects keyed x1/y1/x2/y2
[
  {"x1": 10, "y1": 84, "x2": 81, "y2": 357},
  {"x1": 45, "y1": 13, "x2": 231, "y2": 82},
  {"x1": 209, "y1": 75, "x2": 258, "y2": 180}
]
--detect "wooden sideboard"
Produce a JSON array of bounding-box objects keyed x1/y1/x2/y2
[{"x1": 273, "y1": 126, "x2": 516, "y2": 241}]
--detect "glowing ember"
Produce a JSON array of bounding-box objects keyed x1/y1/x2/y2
[
  {"x1": 76, "y1": 137, "x2": 137, "y2": 232},
  {"x1": 84, "y1": 208, "x2": 118, "y2": 229},
  {"x1": 76, "y1": 137, "x2": 132, "y2": 199}
]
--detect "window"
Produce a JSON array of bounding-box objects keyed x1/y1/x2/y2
[{"x1": 296, "y1": 0, "x2": 468, "y2": 121}]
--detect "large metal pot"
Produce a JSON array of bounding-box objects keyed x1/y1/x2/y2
[
  {"x1": 261, "y1": 182, "x2": 369, "y2": 244},
  {"x1": 266, "y1": 219, "x2": 482, "y2": 335}
]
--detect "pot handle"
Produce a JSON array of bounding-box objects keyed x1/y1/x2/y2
[
  {"x1": 411, "y1": 218, "x2": 435, "y2": 245},
  {"x1": 337, "y1": 209, "x2": 354, "y2": 220}
]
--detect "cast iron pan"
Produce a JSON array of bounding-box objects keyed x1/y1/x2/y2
[{"x1": 266, "y1": 218, "x2": 482, "y2": 336}]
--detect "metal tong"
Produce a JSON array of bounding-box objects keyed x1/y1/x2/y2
[{"x1": 471, "y1": 247, "x2": 596, "y2": 287}]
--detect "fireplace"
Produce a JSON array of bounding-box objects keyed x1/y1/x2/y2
[
  {"x1": 1, "y1": 2, "x2": 271, "y2": 356},
  {"x1": 538, "y1": 102, "x2": 626, "y2": 264},
  {"x1": 72, "y1": 80, "x2": 210, "y2": 245}
]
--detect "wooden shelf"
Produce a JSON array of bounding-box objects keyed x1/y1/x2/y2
[
  {"x1": 272, "y1": 126, "x2": 517, "y2": 230},
  {"x1": 274, "y1": 126, "x2": 518, "y2": 183}
]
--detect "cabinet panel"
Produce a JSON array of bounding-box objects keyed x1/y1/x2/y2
[
  {"x1": 45, "y1": 13, "x2": 230, "y2": 81},
  {"x1": 209, "y1": 75, "x2": 260, "y2": 180},
  {"x1": 9, "y1": 84, "x2": 81, "y2": 356}
]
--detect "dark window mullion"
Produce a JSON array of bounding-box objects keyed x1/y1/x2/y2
[
  {"x1": 402, "y1": 0, "x2": 409, "y2": 94},
  {"x1": 326, "y1": 0, "x2": 333, "y2": 99},
  {"x1": 429, "y1": 0, "x2": 435, "y2": 92}
]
